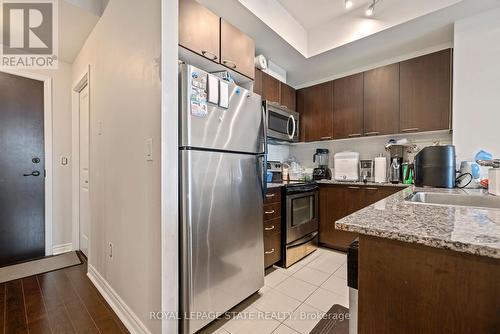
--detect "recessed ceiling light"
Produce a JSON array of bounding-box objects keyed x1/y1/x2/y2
[{"x1": 345, "y1": 0, "x2": 353, "y2": 9}]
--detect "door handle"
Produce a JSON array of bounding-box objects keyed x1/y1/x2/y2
[
  {"x1": 264, "y1": 248, "x2": 275, "y2": 255},
  {"x1": 264, "y1": 226, "x2": 275, "y2": 231},
  {"x1": 265, "y1": 210, "x2": 275, "y2": 215},
  {"x1": 201, "y1": 50, "x2": 218, "y2": 61},
  {"x1": 23, "y1": 171, "x2": 40, "y2": 177},
  {"x1": 222, "y1": 59, "x2": 237, "y2": 69}
]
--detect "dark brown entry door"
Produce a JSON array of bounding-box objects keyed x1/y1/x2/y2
[{"x1": 0, "y1": 71, "x2": 45, "y2": 267}]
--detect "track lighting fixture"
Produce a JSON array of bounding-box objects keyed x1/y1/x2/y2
[
  {"x1": 345, "y1": 0, "x2": 353, "y2": 9},
  {"x1": 365, "y1": 0, "x2": 379, "y2": 17}
]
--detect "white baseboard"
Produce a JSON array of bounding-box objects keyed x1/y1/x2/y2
[
  {"x1": 52, "y1": 243, "x2": 73, "y2": 255},
  {"x1": 87, "y1": 264, "x2": 152, "y2": 334}
]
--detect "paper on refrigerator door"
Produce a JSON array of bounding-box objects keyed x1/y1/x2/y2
[
  {"x1": 207, "y1": 74, "x2": 219, "y2": 104},
  {"x1": 219, "y1": 81, "x2": 229, "y2": 108}
]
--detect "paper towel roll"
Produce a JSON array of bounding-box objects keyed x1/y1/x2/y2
[{"x1": 374, "y1": 156, "x2": 387, "y2": 183}]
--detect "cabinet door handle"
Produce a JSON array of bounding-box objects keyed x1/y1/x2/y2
[
  {"x1": 320, "y1": 136, "x2": 332, "y2": 140},
  {"x1": 348, "y1": 133, "x2": 362, "y2": 137},
  {"x1": 266, "y1": 193, "x2": 275, "y2": 198},
  {"x1": 201, "y1": 50, "x2": 217, "y2": 61},
  {"x1": 264, "y1": 226, "x2": 275, "y2": 231},
  {"x1": 365, "y1": 187, "x2": 378, "y2": 190},
  {"x1": 265, "y1": 210, "x2": 275, "y2": 214},
  {"x1": 365, "y1": 131, "x2": 380, "y2": 136},
  {"x1": 348, "y1": 186, "x2": 361, "y2": 189},
  {"x1": 222, "y1": 59, "x2": 237, "y2": 69},
  {"x1": 265, "y1": 248, "x2": 275, "y2": 255},
  {"x1": 401, "y1": 128, "x2": 419, "y2": 133}
]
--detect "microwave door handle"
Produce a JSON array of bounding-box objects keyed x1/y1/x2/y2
[
  {"x1": 291, "y1": 115, "x2": 296, "y2": 139},
  {"x1": 287, "y1": 115, "x2": 296, "y2": 140}
]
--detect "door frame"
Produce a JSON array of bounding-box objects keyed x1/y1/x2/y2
[
  {"x1": 72, "y1": 66, "x2": 90, "y2": 256},
  {"x1": 0, "y1": 69, "x2": 54, "y2": 256}
]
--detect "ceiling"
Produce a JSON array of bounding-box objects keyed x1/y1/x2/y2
[
  {"x1": 59, "y1": 0, "x2": 106, "y2": 63},
  {"x1": 238, "y1": 0, "x2": 464, "y2": 57},
  {"x1": 200, "y1": 0, "x2": 500, "y2": 87},
  {"x1": 277, "y1": 0, "x2": 373, "y2": 30}
]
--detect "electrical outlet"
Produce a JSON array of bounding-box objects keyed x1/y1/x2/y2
[{"x1": 109, "y1": 242, "x2": 113, "y2": 260}]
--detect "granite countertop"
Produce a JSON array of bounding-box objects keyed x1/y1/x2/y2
[
  {"x1": 316, "y1": 180, "x2": 409, "y2": 188},
  {"x1": 267, "y1": 180, "x2": 409, "y2": 188},
  {"x1": 335, "y1": 186, "x2": 500, "y2": 259}
]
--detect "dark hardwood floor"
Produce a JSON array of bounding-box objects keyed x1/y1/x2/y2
[{"x1": 0, "y1": 253, "x2": 129, "y2": 334}]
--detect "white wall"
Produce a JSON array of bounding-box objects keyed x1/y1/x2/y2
[
  {"x1": 273, "y1": 131, "x2": 452, "y2": 170},
  {"x1": 453, "y1": 8, "x2": 500, "y2": 162},
  {"x1": 71, "y1": 0, "x2": 162, "y2": 332}
]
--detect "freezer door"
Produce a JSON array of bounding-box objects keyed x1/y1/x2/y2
[
  {"x1": 180, "y1": 64, "x2": 264, "y2": 154},
  {"x1": 180, "y1": 150, "x2": 265, "y2": 334}
]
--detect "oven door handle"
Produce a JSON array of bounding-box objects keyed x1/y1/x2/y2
[{"x1": 287, "y1": 232, "x2": 318, "y2": 248}]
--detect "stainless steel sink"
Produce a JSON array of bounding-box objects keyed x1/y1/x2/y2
[{"x1": 405, "y1": 192, "x2": 500, "y2": 210}]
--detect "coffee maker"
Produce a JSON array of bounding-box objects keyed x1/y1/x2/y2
[
  {"x1": 389, "y1": 146, "x2": 403, "y2": 184},
  {"x1": 313, "y1": 149, "x2": 332, "y2": 180}
]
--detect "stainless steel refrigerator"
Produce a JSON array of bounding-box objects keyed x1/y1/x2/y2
[{"x1": 179, "y1": 64, "x2": 266, "y2": 334}]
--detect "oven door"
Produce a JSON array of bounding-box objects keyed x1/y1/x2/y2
[
  {"x1": 266, "y1": 102, "x2": 299, "y2": 142},
  {"x1": 286, "y1": 190, "x2": 319, "y2": 243}
]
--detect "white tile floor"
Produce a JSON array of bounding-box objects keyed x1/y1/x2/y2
[{"x1": 199, "y1": 247, "x2": 349, "y2": 334}]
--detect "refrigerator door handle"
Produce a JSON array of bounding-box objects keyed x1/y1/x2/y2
[
  {"x1": 262, "y1": 105, "x2": 268, "y2": 154},
  {"x1": 258, "y1": 154, "x2": 267, "y2": 198}
]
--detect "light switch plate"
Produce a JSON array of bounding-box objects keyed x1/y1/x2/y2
[{"x1": 146, "y1": 138, "x2": 153, "y2": 161}]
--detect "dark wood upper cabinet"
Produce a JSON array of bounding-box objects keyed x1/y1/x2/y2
[
  {"x1": 280, "y1": 82, "x2": 296, "y2": 111},
  {"x1": 400, "y1": 49, "x2": 452, "y2": 133},
  {"x1": 333, "y1": 73, "x2": 364, "y2": 139},
  {"x1": 254, "y1": 69, "x2": 296, "y2": 109},
  {"x1": 261, "y1": 70, "x2": 280, "y2": 103},
  {"x1": 363, "y1": 63, "x2": 400, "y2": 136},
  {"x1": 179, "y1": 0, "x2": 220, "y2": 62},
  {"x1": 220, "y1": 19, "x2": 255, "y2": 80},
  {"x1": 297, "y1": 81, "x2": 334, "y2": 142}
]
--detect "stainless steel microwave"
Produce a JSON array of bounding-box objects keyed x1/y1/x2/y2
[{"x1": 265, "y1": 101, "x2": 299, "y2": 142}]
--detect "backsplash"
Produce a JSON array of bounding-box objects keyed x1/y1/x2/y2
[{"x1": 268, "y1": 130, "x2": 452, "y2": 169}]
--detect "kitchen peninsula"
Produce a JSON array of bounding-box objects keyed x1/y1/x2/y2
[{"x1": 336, "y1": 186, "x2": 500, "y2": 333}]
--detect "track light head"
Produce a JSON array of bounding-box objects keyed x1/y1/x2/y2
[{"x1": 365, "y1": 1, "x2": 376, "y2": 16}]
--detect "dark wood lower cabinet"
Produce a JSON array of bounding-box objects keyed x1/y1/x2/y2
[
  {"x1": 263, "y1": 187, "x2": 282, "y2": 268},
  {"x1": 319, "y1": 184, "x2": 405, "y2": 250},
  {"x1": 264, "y1": 233, "x2": 281, "y2": 268},
  {"x1": 358, "y1": 235, "x2": 500, "y2": 333}
]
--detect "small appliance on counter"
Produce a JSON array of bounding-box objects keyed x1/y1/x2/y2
[
  {"x1": 389, "y1": 157, "x2": 403, "y2": 184},
  {"x1": 489, "y1": 168, "x2": 500, "y2": 196},
  {"x1": 334, "y1": 151, "x2": 360, "y2": 181},
  {"x1": 374, "y1": 155, "x2": 387, "y2": 183},
  {"x1": 402, "y1": 162, "x2": 414, "y2": 184},
  {"x1": 414, "y1": 145, "x2": 456, "y2": 188},
  {"x1": 476, "y1": 158, "x2": 500, "y2": 195},
  {"x1": 266, "y1": 161, "x2": 283, "y2": 183},
  {"x1": 313, "y1": 148, "x2": 332, "y2": 180},
  {"x1": 359, "y1": 159, "x2": 374, "y2": 183},
  {"x1": 456, "y1": 161, "x2": 480, "y2": 188}
]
